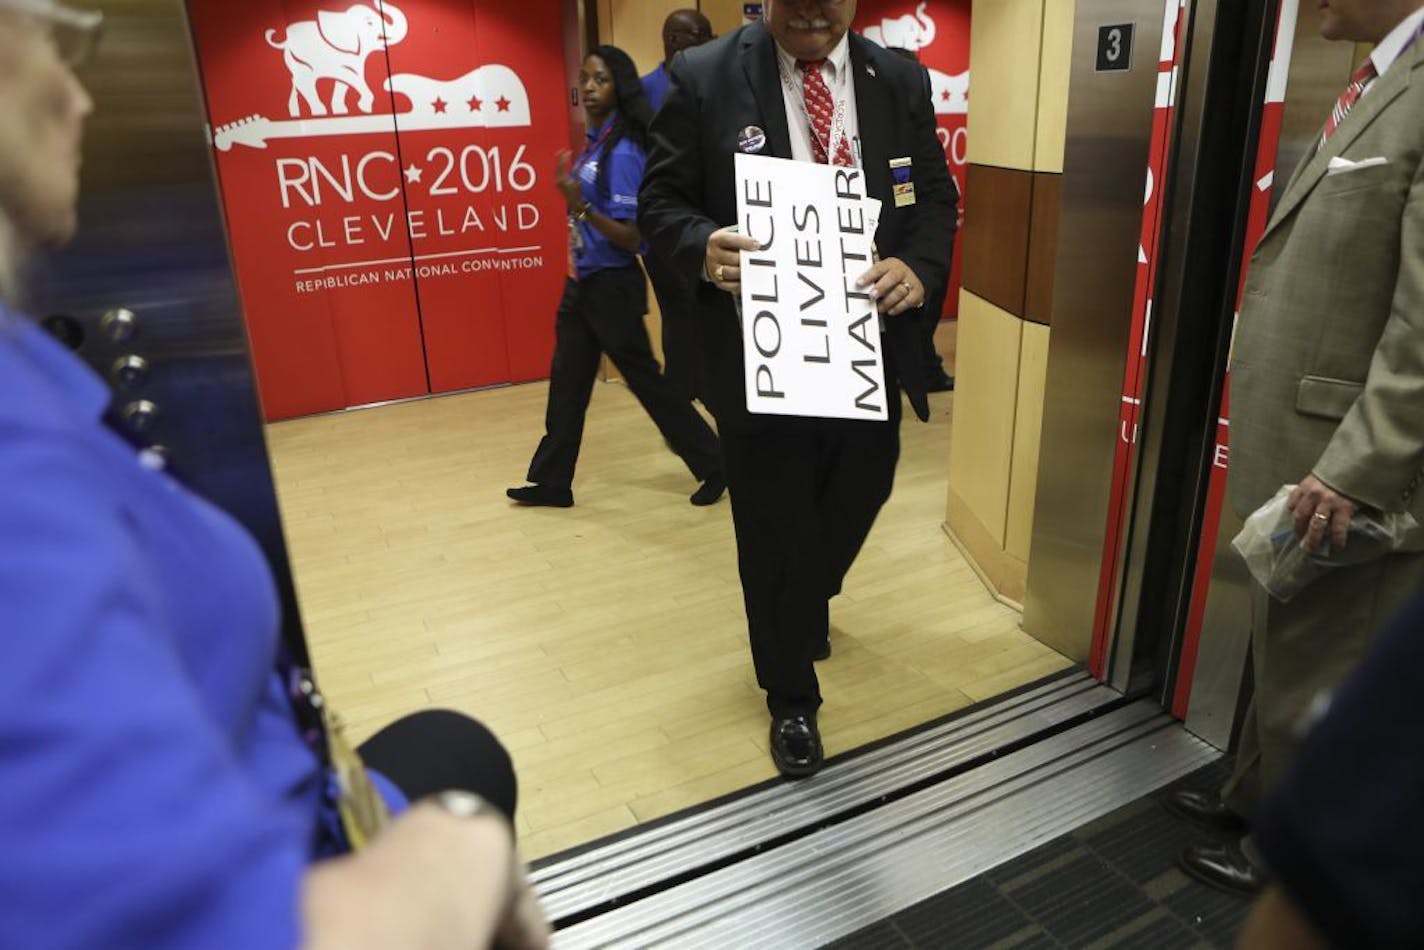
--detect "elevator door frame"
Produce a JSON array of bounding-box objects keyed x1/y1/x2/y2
[{"x1": 1025, "y1": 0, "x2": 1286, "y2": 724}]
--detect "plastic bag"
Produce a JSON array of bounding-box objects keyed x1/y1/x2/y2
[{"x1": 1231, "y1": 485, "x2": 1419, "y2": 602}]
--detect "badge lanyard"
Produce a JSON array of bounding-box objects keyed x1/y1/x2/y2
[
  {"x1": 568, "y1": 121, "x2": 618, "y2": 268},
  {"x1": 284, "y1": 662, "x2": 390, "y2": 851},
  {"x1": 777, "y1": 58, "x2": 853, "y2": 166}
]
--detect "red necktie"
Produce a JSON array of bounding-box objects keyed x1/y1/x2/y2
[
  {"x1": 797, "y1": 59, "x2": 854, "y2": 166},
  {"x1": 1320, "y1": 58, "x2": 1377, "y2": 149}
]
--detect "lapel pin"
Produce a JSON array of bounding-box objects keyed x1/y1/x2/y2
[
  {"x1": 867, "y1": 64, "x2": 877, "y2": 77},
  {"x1": 738, "y1": 125, "x2": 768, "y2": 153}
]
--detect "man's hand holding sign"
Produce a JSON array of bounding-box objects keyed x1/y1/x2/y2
[{"x1": 704, "y1": 224, "x2": 924, "y2": 315}]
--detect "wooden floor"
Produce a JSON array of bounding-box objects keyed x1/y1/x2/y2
[{"x1": 265, "y1": 325, "x2": 1072, "y2": 859}]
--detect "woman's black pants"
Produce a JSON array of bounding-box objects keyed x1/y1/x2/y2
[{"x1": 526, "y1": 265, "x2": 722, "y2": 489}]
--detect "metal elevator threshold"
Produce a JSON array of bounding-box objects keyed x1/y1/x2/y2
[{"x1": 533, "y1": 671, "x2": 1218, "y2": 948}]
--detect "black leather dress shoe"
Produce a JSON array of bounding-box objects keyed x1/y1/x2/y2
[
  {"x1": 1179, "y1": 841, "x2": 1267, "y2": 896},
  {"x1": 770, "y1": 714, "x2": 823, "y2": 778},
  {"x1": 690, "y1": 476, "x2": 726, "y2": 506},
  {"x1": 927, "y1": 372, "x2": 955, "y2": 393},
  {"x1": 506, "y1": 484, "x2": 574, "y2": 508},
  {"x1": 1162, "y1": 788, "x2": 1249, "y2": 833},
  {"x1": 812, "y1": 640, "x2": 831, "y2": 661}
]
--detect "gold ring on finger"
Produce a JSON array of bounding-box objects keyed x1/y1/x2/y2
[
  {"x1": 716, "y1": 265, "x2": 726, "y2": 282},
  {"x1": 1312, "y1": 511, "x2": 1330, "y2": 522}
]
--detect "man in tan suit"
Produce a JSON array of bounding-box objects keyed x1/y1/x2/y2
[{"x1": 1167, "y1": 0, "x2": 1424, "y2": 895}]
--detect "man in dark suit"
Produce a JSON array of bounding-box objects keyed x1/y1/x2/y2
[
  {"x1": 639, "y1": 0, "x2": 958, "y2": 777},
  {"x1": 884, "y1": 45, "x2": 955, "y2": 394},
  {"x1": 641, "y1": 8, "x2": 716, "y2": 401}
]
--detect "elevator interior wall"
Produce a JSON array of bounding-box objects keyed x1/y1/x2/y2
[
  {"x1": 1021, "y1": 0, "x2": 1167, "y2": 666},
  {"x1": 24, "y1": 0, "x2": 309, "y2": 662}
]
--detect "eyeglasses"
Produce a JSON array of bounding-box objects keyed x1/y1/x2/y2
[{"x1": 0, "y1": 0, "x2": 104, "y2": 68}]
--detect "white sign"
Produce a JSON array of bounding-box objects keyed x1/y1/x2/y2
[{"x1": 736, "y1": 153, "x2": 887, "y2": 421}]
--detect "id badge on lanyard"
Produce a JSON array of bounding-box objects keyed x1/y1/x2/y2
[
  {"x1": 285, "y1": 664, "x2": 390, "y2": 851},
  {"x1": 326, "y1": 709, "x2": 391, "y2": 850},
  {"x1": 567, "y1": 128, "x2": 611, "y2": 274}
]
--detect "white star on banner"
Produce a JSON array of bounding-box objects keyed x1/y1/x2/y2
[{"x1": 404, "y1": 164, "x2": 423, "y2": 184}]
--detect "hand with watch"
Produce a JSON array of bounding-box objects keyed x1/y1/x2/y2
[
  {"x1": 431, "y1": 791, "x2": 551, "y2": 950},
  {"x1": 553, "y1": 148, "x2": 642, "y2": 255},
  {"x1": 302, "y1": 788, "x2": 551, "y2": 950}
]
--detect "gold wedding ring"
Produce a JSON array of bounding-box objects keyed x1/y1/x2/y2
[
  {"x1": 1312, "y1": 511, "x2": 1330, "y2": 522},
  {"x1": 716, "y1": 264, "x2": 726, "y2": 282}
]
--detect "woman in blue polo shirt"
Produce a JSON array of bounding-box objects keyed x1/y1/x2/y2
[{"x1": 507, "y1": 45, "x2": 724, "y2": 509}]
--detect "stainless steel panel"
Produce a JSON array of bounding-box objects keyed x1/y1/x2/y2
[
  {"x1": 1023, "y1": 0, "x2": 1167, "y2": 664},
  {"x1": 1109, "y1": 0, "x2": 1251, "y2": 696},
  {"x1": 24, "y1": 1, "x2": 308, "y2": 658},
  {"x1": 1183, "y1": 10, "x2": 1358, "y2": 749},
  {"x1": 553, "y1": 701, "x2": 1217, "y2": 948},
  {"x1": 533, "y1": 672, "x2": 1115, "y2": 922},
  {"x1": 1109, "y1": 0, "x2": 1220, "y2": 693}
]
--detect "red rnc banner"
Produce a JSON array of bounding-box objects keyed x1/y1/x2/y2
[
  {"x1": 854, "y1": 0, "x2": 970, "y2": 319},
  {"x1": 187, "y1": 0, "x2": 568, "y2": 419}
]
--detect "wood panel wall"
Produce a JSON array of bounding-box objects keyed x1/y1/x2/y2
[{"x1": 946, "y1": 0, "x2": 1075, "y2": 605}]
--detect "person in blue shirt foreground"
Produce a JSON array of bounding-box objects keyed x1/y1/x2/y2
[
  {"x1": 0, "y1": 3, "x2": 549, "y2": 947},
  {"x1": 1236, "y1": 589, "x2": 1424, "y2": 948},
  {"x1": 507, "y1": 45, "x2": 725, "y2": 509}
]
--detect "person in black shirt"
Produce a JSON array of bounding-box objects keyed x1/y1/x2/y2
[{"x1": 1238, "y1": 590, "x2": 1424, "y2": 947}]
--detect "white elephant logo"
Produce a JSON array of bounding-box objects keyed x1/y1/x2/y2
[
  {"x1": 863, "y1": 1, "x2": 937, "y2": 52},
  {"x1": 265, "y1": 2, "x2": 410, "y2": 117},
  {"x1": 213, "y1": 2, "x2": 534, "y2": 151}
]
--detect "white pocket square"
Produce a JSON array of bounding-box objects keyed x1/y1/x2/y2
[{"x1": 1326, "y1": 155, "x2": 1389, "y2": 176}]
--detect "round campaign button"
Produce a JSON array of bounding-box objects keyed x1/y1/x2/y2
[{"x1": 738, "y1": 125, "x2": 767, "y2": 153}]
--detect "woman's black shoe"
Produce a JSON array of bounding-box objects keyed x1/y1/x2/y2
[
  {"x1": 506, "y1": 484, "x2": 574, "y2": 508},
  {"x1": 690, "y1": 476, "x2": 726, "y2": 506}
]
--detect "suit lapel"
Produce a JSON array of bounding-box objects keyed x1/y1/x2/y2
[
  {"x1": 850, "y1": 35, "x2": 892, "y2": 202},
  {"x1": 1261, "y1": 44, "x2": 1421, "y2": 241},
  {"x1": 740, "y1": 24, "x2": 794, "y2": 160}
]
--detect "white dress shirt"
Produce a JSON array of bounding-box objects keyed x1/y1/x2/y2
[
  {"x1": 773, "y1": 33, "x2": 862, "y2": 167},
  {"x1": 1365, "y1": 7, "x2": 1424, "y2": 93}
]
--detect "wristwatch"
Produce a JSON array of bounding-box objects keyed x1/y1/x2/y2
[
  {"x1": 434, "y1": 790, "x2": 525, "y2": 923},
  {"x1": 433, "y1": 790, "x2": 509, "y2": 828}
]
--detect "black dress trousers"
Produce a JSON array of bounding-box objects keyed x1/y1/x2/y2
[
  {"x1": 527, "y1": 264, "x2": 722, "y2": 490},
  {"x1": 921, "y1": 283, "x2": 950, "y2": 381},
  {"x1": 721, "y1": 388, "x2": 903, "y2": 719},
  {"x1": 642, "y1": 247, "x2": 698, "y2": 403}
]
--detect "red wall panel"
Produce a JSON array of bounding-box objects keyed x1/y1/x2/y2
[
  {"x1": 188, "y1": 0, "x2": 568, "y2": 418},
  {"x1": 854, "y1": 0, "x2": 971, "y2": 319},
  {"x1": 381, "y1": 0, "x2": 565, "y2": 393},
  {"x1": 189, "y1": 0, "x2": 430, "y2": 418}
]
